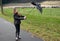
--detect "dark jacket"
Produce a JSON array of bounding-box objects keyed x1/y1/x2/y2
[{"x1": 14, "y1": 13, "x2": 24, "y2": 24}]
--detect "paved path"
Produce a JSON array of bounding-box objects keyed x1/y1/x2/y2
[{"x1": 0, "y1": 18, "x2": 43, "y2": 41}]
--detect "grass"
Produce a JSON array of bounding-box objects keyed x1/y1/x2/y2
[{"x1": 0, "y1": 8, "x2": 60, "y2": 41}]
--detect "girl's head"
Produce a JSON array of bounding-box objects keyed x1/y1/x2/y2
[{"x1": 14, "y1": 7, "x2": 18, "y2": 14}]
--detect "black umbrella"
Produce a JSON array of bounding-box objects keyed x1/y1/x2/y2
[{"x1": 31, "y1": 2, "x2": 43, "y2": 14}]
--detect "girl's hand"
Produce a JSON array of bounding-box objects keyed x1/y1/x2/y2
[{"x1": 24, "y1": 16, "x2": 26, "y2": 19}]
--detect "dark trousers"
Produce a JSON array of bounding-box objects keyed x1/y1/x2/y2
[{"x1": 15, "y1": 24, "x2": 20, "y2": 37}]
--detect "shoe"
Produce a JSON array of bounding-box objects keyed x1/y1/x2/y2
[
  {"x1": 18, "y1": 36, "x2": 21, "y2": 39},
  {"x1": 16, "y1": 37, "x2": 18, "y2": 40}
]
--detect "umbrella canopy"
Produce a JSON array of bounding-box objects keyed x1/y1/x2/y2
[{"x1": 31, "y1": 2, "x2": 43, "y2": 14}]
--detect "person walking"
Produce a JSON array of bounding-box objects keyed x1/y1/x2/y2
[{"x1": 13, "y1": 8, "x2": 26, "y2": 40}]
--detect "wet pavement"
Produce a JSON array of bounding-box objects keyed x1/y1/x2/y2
[{"x1": 0, "y1": 18, "x2": 43, "y2": 41}]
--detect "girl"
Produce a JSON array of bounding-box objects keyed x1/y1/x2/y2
[{"x1": 13, "y1": 8, "x2": 26, "y2": 40}]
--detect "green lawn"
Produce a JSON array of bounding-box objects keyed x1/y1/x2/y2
[{"x1": 0, "y1": 8, "x2": 60, "y2": 41}]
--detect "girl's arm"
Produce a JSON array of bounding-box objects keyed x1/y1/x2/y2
[{"x1": 15, "y1": 15, "x2": 26, "y2": 20}]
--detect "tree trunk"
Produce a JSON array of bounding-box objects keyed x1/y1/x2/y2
[{"x1": 1, "y1": 0, "x2": 4, "y2": 14}]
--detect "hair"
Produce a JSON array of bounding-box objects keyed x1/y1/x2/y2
[
  {"x1": 14, "y1": 7, "x2": 18, "y2": 14},
  {"x1": 13, "y1": 7, "x2": 22, "y2": 16}
]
